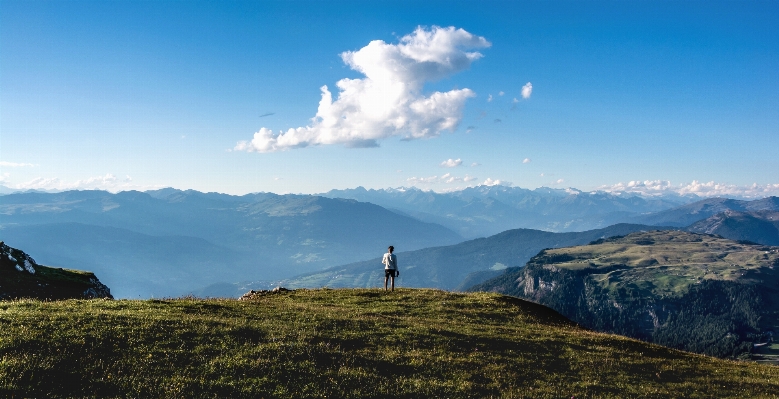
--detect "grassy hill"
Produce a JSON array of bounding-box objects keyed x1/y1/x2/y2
[
  {"x1": 471, "y1": 231, "x2": 779, "y2": 361},
  {"x1": 1, "y1": 289, "x2": 778, "y2": 398}
]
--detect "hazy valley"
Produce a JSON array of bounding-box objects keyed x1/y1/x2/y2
[
  {"x1": 2, "y1": 187, "x2": 777, "y2": 298},
  {"x1": 0, "y1": 189, "x2": 460, "y2": 297}
]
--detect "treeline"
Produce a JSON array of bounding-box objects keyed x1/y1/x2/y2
[{"x1": 652, "y1": 280, "x2": 765, "y2": 358}]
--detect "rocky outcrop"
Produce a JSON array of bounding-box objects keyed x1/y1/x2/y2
[
  {"x1": 82, "y1": 277, "x2": 113, "y2": 299},
  {"x1": 0, "y1": 242, "x2": 113, "y2": 300},
  {"x1": 239, "y1": 287, "x2": 292, "y2": 300}
]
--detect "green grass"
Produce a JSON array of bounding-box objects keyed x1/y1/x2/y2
[{"x1": 1, "y1": 289, "x2": 778, "y2": 398}]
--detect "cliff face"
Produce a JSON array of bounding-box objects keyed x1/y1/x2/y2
[
  {"x1": 0, "y1": 242, "x2": 112, "y2": 300},
  {"x1": 471, "y1": 231, "x2": 779, "y2": 359}
]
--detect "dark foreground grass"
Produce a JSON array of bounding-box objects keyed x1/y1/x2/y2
[{"x1": 1, "y1": 289, "x2": 777, "y2": 398}]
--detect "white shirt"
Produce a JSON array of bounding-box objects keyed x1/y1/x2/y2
[{"x1": 382, "y1": 253, "x2": 397, "y2": 270}]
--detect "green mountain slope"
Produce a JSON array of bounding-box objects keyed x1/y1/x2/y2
[
  {"x1": 1, "y1": 289, "x2": 777, "y2": 398},
  {"x1": 470, "y1": 231, "x2": 779, "y2": 360},
  {"x1": 277, "y1": 223, "x2": 670, "y2": 293},
  {"x1": 0, "y1": 242, "x2": 112, "y2": 300}
]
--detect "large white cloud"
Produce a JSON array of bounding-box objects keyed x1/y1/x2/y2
[
  {"x1": 407, "y1": 173, "x2": 477, "y2": 185},
  {"x1": 236, "y1": 26, "x2": 490, "y2": 152},
  {"x1": 440, "y1": 158, "x2": 462, "y2": 168},
  {"x1": 597, "y1": 180, "x2": 779, "y2": 199}
]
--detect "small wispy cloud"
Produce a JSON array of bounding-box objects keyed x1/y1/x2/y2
[
  {"x1": 512, "y1": 98, "x2": 519, "y2": 103},
  {"x1": 0, "y1": 161, "x2": 37, "y2": 168},
  {"x1": 407, "y1": 176, "x2": 440, "y2": 185},
  {"x1": 487, "y1": 94, "x2": 493, "y2": 103},
  {"x1": 7, "y1": 174, "x2": 155, "y2": 193},
  {"x1": 521, "y1": 82, "x2": 533, "y2": 99},
  {"x1": 407, "y1": 173, "x2": 477, "y2": 185},
  {"x1": 597, "y1": 180, "x2": 779, "y2": 199},
  {"x1": 466, "y1": 126, "x2": 476, "y2": 133},
  {"x1": 470, "y1": 162, "x2": 481, "y2": 167},
  {"x1": 522, "y1": 158, "x2": 531, "y2": 164},
  {"x1": 498, "y1": 91, "x2": 504, "y2": 96},
  {"x1": 440, "y1": 158, "x2": 463, "y2": 168},
  {"x1": 553, "y1": 178, "x2": 564, "y2": 185}
]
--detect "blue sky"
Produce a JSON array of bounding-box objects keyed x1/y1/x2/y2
[{"x1": 1, "y1": 1, "x2": 777, "y2": 197}]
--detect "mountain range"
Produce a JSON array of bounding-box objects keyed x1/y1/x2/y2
[
  {"x1": 0, "y1": 189, "x2": 460, "y2": 297},
  {"x1": 323, "y1": 185, "x2": 692, "y2": 237},
  {"x1": 2, "y1": 186, "x2": 777, "y2": 298}
]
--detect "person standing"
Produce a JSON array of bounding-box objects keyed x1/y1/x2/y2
[{"x1": 382, "y1": 245, "x2": 399, "y2": 291}]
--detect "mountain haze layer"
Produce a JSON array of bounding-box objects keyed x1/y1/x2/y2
[
  {"x1": 4, "y1": 186, "x2": 776, "y2": 298},
  {"x1": 0, "y1": 189, "x2": 461, "y2": 297},
  {"x1": 323, "y1": 185, "x2": 690, "y2": 237}
]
